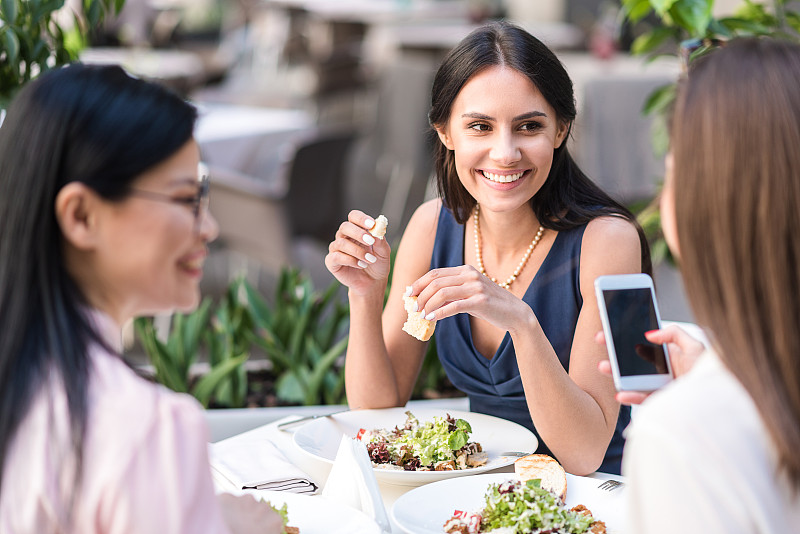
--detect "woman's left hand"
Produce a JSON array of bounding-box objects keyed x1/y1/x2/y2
[{"x1": 408, "y1": 265, "x2": 533, "y2": 333}]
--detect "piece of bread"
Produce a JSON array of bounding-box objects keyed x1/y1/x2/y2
[
  {"x1": 369, "y1": 214, "x2": 388, "y2": 239},
  {"x1": 514, "y1": 454, "x2": 567, "y2": 502},
  {"x1": 402, "y1": 295, "x2": 437, "y2": 341}
]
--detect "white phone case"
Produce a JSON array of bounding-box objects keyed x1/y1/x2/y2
[{"x1": 594, "y1": 273, "x2": 673, "y2": 391}]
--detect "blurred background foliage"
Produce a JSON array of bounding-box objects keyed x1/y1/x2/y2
[
  {"x1": 0, "y1": 0, "x2": 126, "y2": 106},
  {"x1": 623, "y1": 0, "x2": 800, "y2": 264}
]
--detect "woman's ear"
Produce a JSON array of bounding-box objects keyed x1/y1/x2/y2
[
  {"x1": 435, "y1": 125, "x2": 454, "y2": 150},
  {"x1": 554, "y1": 120, "x2": 570, "y2": 149},
  {"x1": 55, "y1": 182, "x2": 100, "y2": 250}
]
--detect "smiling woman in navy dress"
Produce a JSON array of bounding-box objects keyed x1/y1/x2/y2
[{"x1": 326, "y1": 22, "x2": 651, "y2": 475}]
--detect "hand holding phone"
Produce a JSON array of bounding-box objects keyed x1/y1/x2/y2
[{"x1": 595, "y1": 274, "x2": 673, "y2": 392}]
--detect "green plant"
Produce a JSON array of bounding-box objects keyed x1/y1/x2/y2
[
  {"x1": 621, "y1": 0, "x2": 800, "y2": 258},
  {"x1": 246, "y1": 269, "x2": 350, "y2": 406},
  {"x1": 0, "y1": 0, "x2": 126, "y2": 107},
  {"x1": 204, "y1": 277, "x2": 254, "y2": 408},
  {"x1": 134, "y1": 297, "x2": 248, "y2": 408}
]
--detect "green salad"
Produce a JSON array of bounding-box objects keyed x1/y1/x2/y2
[
  {"x1": 443, "y1": 479, "x2": 603, "y2": 534},
  {"x1": 356, "y1": 411, "x2": 487, "y2": 471},
  {"x1": 264, "y1": 501, "x2": 299, "y2": 534}
]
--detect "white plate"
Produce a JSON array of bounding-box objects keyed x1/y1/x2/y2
[
  {"x1": 391, "y1": 473, "x2": 626, "y2": 534},
  {"x1": 223, "y1": 489, "x2": 383, "y2": 534},
  {"x1": 292, "y1": 407, "x2": 538, "y2": 486}
]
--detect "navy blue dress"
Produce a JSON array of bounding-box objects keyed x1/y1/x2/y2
[{"x1": 430, "y1": 206, "x2": 630, "y2": 474}]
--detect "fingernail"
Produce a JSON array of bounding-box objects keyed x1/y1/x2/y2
[
  {"x1": 645, "y1": 330, "x2": 658, "y2": 336},
  {"x1": 425, "y1": 312, "x2": 436, "y2": 321},
  {"x1": 365, "y1": 253, "x2": 377, "y2": 263},
  {"x1": 404, "y1": 286, "x2": 412, "y2": 296},
  {"x1": 365, "y1": 217, "x2": 375, "y2": 229},
  {"x1": 363, "y1": 233, "x2": 375, "y2": 245},
  {"x1": 357, "y1": 260, "x2": 368, "y2": 268},
  {"x1": 419, "y1": 308, "x2": 425, "y2": 316}
]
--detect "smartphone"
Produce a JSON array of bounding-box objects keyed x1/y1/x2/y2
[{"x1": 594, "y1": 273, "x2": 673, "y2": 391}]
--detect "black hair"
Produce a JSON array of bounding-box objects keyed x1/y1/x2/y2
[
  {"x1": 0, "y1": 63, "x2": 197, "y2": 502},
  {"x1": 429, "y1": 21, "x2": 651, "y2": 275}
]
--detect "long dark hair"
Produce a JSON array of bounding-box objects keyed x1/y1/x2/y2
[
  {"x1": 672, "y1": 37, "x2": 800, "y2": 486},
  {"x1": 0, "y1": 64, "x2": 197, "y2": 499},
  {"x1": 429, "y1": 21, "x2": 651, "y2": 274}
]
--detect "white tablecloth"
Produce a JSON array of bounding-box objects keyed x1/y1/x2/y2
[{"x1": 209, "y1": 406, "x2": 626, "y2": 533}]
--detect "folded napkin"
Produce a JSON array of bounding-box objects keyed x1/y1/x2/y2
[
  {"x1": 210, "y1": 437, "x2": 318, "y2": 494},
  {"x1": 321, "y1": 436, "x2": 391, "y2": 533}
]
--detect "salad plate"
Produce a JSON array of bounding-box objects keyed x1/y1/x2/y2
[
  {"x1": 391, "y1": 473, "x2": 625, "y2": 534},
  {"x1": 220, "y1": 489, "x2": 383, "y2": 534},
  {"x1": 292, "y1": 407, "x2": 538, "y2": 486}
]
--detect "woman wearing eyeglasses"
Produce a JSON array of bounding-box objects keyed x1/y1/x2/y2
[{"x1": 0, "y1": 64, "x2": 283, "y2": 533}]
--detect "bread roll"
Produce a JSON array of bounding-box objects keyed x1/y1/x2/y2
[
  {"x1": 369, "y1": 214, "x2": 388, "y2": 239},
  {"x1": 514, "y1": 454, "x2": 567, "y2": 502},
  {"x1": 402, "y1": 295, "x2": 436, "y2": 341}
]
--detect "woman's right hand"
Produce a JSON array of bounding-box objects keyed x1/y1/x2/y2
[
  {"x1": 325, "y1": 210, "x2": 392, "y2": 295},
  {"x1": 597, "y1": 324, "x2": 705, "y2": 405}
]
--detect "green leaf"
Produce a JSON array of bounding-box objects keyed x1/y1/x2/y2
[
  {"x1": 669, "y1": 0, "x2": 714, "y2": 37},
  {"x1": 722, "y1": 16, "x2": 773, "y2": 35},
  {"x1": 276, "y1": 368, "x2": 311, "y2": 404},
  {"x1": 115, "y1": 0, "x2": 126, "y2": 13},
  {"x1": 787, "y1": 12, "x2": 800, "y2": 34},
  {"x1": 455, "y1": 419, "x2": 472, "y2": 433},
  {"x1": 631, "y1": 27, "x2": 676, "y2": 55},
  {"x1": 1, "y1": 28, "x2": 20, "y2": 64},
  {"x1": 244, "y1": 279, "x2": 272, "y2": 327},
  {"x1": 192, "y1": 354, "x2": 248, "y2": 407},
  {"x1": 152, "y1": 338, "x2": 189, "y2": 393},
  {"x1": 641, "y1": 83, "x2": 676, "y2": 116},
  {"x1": 304, "y1": 336, "x2": 347, "y2": 405},
  {"x1": 85, "y1": 0, "x2": 102, "y2": 28},
  {"x1": 1, "y1": 0, "x2": 18, "y2": 24},
  {"x1": 448, "y1": 430, "x2": 468, "y2": 450},
  {"x1": 651, "y1": 0, "x2": 679, "y2": 17},
  {"x1": 622, "y1": 0, "x2": 654, "y2": 22}
]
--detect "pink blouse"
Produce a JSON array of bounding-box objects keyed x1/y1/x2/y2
[{"x1": 0, "y1": 312, "x2": 231, "y2": 533}]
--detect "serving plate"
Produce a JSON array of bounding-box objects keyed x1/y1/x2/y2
[
  {"x1": 292, "y1": 407, "x2": 538, "y2": 486},
  {"x1": 391, "y1": 472, "x2": 625, "y2": 534}
]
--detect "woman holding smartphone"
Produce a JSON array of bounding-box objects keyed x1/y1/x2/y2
[
  {"x1": 618, "y1": 38, "x2": 800, "y2": 531},
  {"x1": 326, "y1": 22, "x2": 651, "y2": 475},
  {"x1": 0, "y1": 64, "x2": 283, "y2": 533}
]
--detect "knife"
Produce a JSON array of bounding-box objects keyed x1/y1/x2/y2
[{"x1": 276, "y1": 409, "x2": 350, "y2": 430}]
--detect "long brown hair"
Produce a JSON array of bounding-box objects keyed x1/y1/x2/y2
[
  {"x1": 672, "y1": 37, "x2": 800, "y2": 486},
  {"x1": 428, "y1": 21, "x2": 651, "y2": 275}
]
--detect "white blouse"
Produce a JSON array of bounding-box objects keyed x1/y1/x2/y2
[{"x1": 623, "y1": 350, "x2": 800, "y2": 533}]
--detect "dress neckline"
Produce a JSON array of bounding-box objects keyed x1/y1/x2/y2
[{"x1": 459, "y1": 221, "x2": 566, "y2": 363}]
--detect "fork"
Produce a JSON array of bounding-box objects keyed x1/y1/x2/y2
[{"x1": 597, "y1": 479, "x2": 624, "y2": 491}]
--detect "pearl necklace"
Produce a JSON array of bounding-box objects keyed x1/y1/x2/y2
[{"x1": 473, "y1": 204, "x2": 544, "y2": 290}]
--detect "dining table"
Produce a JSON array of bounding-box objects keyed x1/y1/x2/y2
[{"x1": 208, "y1": 398, "x2": 628, "y2": 534}]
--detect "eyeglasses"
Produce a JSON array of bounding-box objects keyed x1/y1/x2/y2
[{"x1": 128, "y1": 174, "x2": 210, "y2": 232}]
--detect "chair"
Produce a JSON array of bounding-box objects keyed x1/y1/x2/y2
[
  {"x1": 285, "y1": 129, "x2": 357, "y2": 243},
  {"x1": 204, "y1": 128, "x2": 357, "y2": 293}
]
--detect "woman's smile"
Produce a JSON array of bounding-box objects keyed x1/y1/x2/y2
[
  {"x1": 479, "y1": 168, "x2": 531, "y2": 184},
  {"x1": 177, "y1": 249, "x2": 208, "y2": 277}
]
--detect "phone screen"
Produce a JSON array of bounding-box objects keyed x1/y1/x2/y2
[{"x1": 602, "y1": 288, "x2": 669, "y2": 376}]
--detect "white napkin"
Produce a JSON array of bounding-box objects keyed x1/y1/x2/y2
[
  {"x1": 210, "y1": 437, "x2": 318, "y2": 494},
  {"x1": 321, "y1": 436, "x2": 391, "y2": 533}
]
